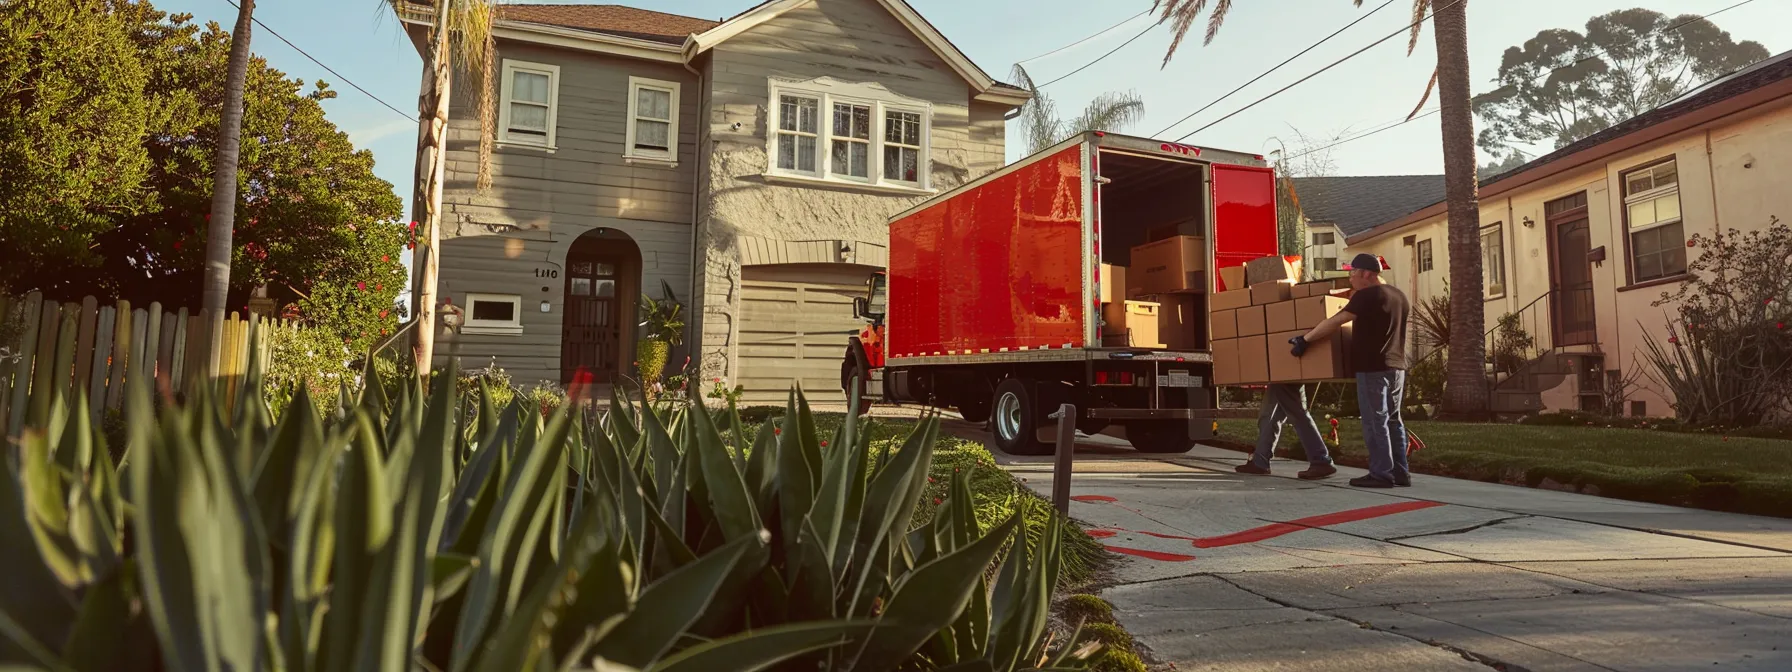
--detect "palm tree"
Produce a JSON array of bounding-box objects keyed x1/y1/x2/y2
[
  {"x1": 201, "y1": 0, "x2": 255, "y2": 374},
  {"x1": 1155, "y1": 0, "x2": 1488, "y2": 417},
  {"x1": 385, "y1": 0, "x2": 498, "y2": 375},
  {"x1": 1011, "y1": 66, "x2": 1146, "y2": 153}
]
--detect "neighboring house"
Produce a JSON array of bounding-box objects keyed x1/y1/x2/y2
[
  {"x1": 1290, "y1": 175, "x2": 1444, "y2": 279},
  {"x1": 394, "y1": 0, "x2": 1028, "y2": 403},
  {"x1": 1346, "y1": 50, "x2": 1792, "y2": 417}
]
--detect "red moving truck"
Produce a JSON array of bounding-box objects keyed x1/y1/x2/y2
[{"x1": 841, "y1": 132, "x2": 1278, "y2": 455}]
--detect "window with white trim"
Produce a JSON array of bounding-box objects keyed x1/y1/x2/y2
[
  {"x1": 1416, "y1": 239, "x2": 1435, "y2": 273},
  {"x1": 1622, "y1": 158, "x2": 1686, "y2": 282},
  {"x1": 1312, "y1": 231, "x2": 1335, "y2": 245},
  {"x1": 464, "y1": 294, "x2": 523, "y2": 335},
  {"x1": 767, "y1": 78, "x2": 932, "y2": 190},
  {"x1": 498, "y1": 60, "x2": 559, "y2": 148},
  {"x1": 1481, "y1": 223, "x2": 1506, "y2": 298},
  {"x1": 626, "y1": 77, "x2": 679, "y2": 163}
]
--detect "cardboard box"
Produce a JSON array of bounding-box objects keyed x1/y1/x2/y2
[
  {"x1": 1101, "y1": 300, "x2": 1162, "y2": 348},
  {"x1": 1236, "y1": 335, "x2": 1270, "y2": 384},
  {"x1": 1210, "y1": 288, "x2": 1252, "y2": 311},
  {"x1": 1245, "y1": 255, "x2": 1297, "y2": 285},
  {"x1": 1217, "y1": 265, "x2": 1247, "y2": 292},
  {"x1": 1267, "y1": 331, "x2": 1306, "y2": 382},
  {"x1": 1265, "y1": 300, "x2": 1298, "y2": 333},
  {"x1": 1101, "y1": 264, "x2": 1127, "y2": 303},
  {"x1": 1212, "y1": 338, "x2": 1240, "y2": 385},
  {"x1": 1235, "y1": 305, "x2": 1266, "y2": 337},
  {"x1": 1210, "y1": 308, "x2": 1238, "y2": 340},
  {"x1": 1250, "y1": 280, "x2": 1293, "y2": 305},
  {"x1": 1295, "y1": 295, "x2": 1350, "y2": 329},
  {"x1": 1129, "y1": 235, "x2": 1206, "y2": 296},
  {"x1": 1154, "y1": 294, "x2": 1200, "y2": 351},
  {"x1": 1300, "y1": 324, "x2": 1353, "y2": 380}
]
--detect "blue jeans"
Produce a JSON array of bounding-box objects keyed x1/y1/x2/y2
[
  {"x1": 1355, "y1": 370, "x2": 1409, "y2": 483},
  {"x1": 1253, "y1": 384, "x2": 1333, "y2": 469}
]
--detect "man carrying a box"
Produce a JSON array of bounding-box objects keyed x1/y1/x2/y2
[
  {"x1": 1289, "y1": 253, "x2": 1413, "y2": 488},
  {"x1": 1235, "y1": 383, "x2": 1337, "y2": 479}
]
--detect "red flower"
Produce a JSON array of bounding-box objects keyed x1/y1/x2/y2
[
  {"x1": 932, "y1": 498, "x2": 942, "y2": 506},
  {"x1": 172, "y1": 241, "x2": 182, "y2": 250},
  {"x1": 927, "y1": 477, "x2": 935, "y2": 483},
  {"x1": 774, "y1": 427, "x2": 782, "y2": 435},
  {"x1": 1329, "y1": 417, "x2": 1339, "y2": 428},
  {"x1": 356, "y1": 282, "x2": 367, "y2": 291},
  {"x1": 1686, "y1": 239, "x2": 1696, "y2": 247},
  {"x1": 1779, "y1": 322, "x2": 1786, "y2": 330},
  {"x1": 820, "y1": 441, "x2": 829, "y2": 448},
  {"x1": 1668, "y1": 336, "x2": 1679, "y2": 344},
  {"x1": 377, "y1": 283, "x2": 384, "y2": 291},
  {"x1": 382, "y1": 255, "x2": 390, "y2": 262},
  {"x1": 379, "y1": 309, "x2": 389, "y2": 318}
]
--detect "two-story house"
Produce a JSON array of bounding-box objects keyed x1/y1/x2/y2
[{"x1": 395, "y1": 0, "x2": 1028, "y2": 403}]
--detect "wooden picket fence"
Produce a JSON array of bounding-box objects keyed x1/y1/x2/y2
[{"x1": 0, "y1": 292, "x2": 298, "y2": 438}]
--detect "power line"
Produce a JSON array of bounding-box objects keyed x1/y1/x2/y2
[
  {"x1": 1017, "y1": 9, "x2": 1152, "y2": 65},
  {"x1": 1153, "y1": 0, "x2": 1396, "y2": 138},
  {"x1": 1276, "y1": 0, "x2": 1764, "y2": 162},
  {"x1": 223, "y1": 0, "x2": 416, "y2": 122},
  {"x1": 1174, "y1": 0, "x2": 1466, "y2": 143},
  {"x1": 1034, "y1": 23, "x2": 1157, "y2": 89}
]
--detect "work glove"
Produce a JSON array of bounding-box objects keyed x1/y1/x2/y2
[{"x1": 1288, "y1": 335, "x2": 1310, "y2": 357}]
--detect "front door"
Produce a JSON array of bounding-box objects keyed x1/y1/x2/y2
[
  {"x1": 1547, "y1": 193, "x2": 1597, "y2": 346},
  {"x1": 562, "y1": 256, "x2": 623, "y2": 383}
]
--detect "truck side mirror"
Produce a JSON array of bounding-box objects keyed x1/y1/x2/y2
[{"x1": 853, "y1": 297, "x2": 869, "y2": 319}]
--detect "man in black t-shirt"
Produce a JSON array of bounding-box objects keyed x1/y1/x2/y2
[{"x1": 1288, "y1": 253, "x2": 1413, "y2": 488}]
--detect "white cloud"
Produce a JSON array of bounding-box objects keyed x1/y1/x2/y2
[{"x1": 348, "y1": 118, "x2": 416, "y2": 148}]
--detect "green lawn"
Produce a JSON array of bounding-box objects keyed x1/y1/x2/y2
[{"x1": 1218, "y1": 418, "x2": 1792, "y2": 517}]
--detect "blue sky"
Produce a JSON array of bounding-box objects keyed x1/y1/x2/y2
[{"x1": 153, "y1": 0, "x2": 1789, "y2": 222}]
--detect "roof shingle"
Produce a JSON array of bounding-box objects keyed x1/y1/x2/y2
[
  {"x1": 494, "y1": 4, "x2": 719, "y2": 44},
  {"x1": 1290, "y1": 175, "x2": 1446, "y2": 238}
]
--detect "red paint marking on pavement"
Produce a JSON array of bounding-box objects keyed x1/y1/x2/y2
[
  {"x1": 1070, "y1": 495, "x2": 1117, "y2": 502},
  {"x1": 1085, "y1": 529, "x2": 1118, "y2": 538},
  {"x1": 1192, "y1": 500, "x2": 1446, "y2": 548},
  {"x1": 1103, "y1": 546, "x2": 1197, "y2": 562}
]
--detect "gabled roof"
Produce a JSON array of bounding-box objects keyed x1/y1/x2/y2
[
  {"x1": 1352, "y1": 49, "x2": 1792, "y2": 245},
  {"x1": 494, "y1": 4, "x2": 719, "y2": 45},
  {"x1": 1291, "y1": 175, "x2": 1445, "y2": 238}
]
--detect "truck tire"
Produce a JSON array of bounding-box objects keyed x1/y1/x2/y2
[
  {"x1": 840, "y1": 351, "x2": 872, "y2": 416},
  {"x1": 991, "y1": 378, "x2": 1050, "y2": 455},
  {"x1": 956, "y1": 396, "x2": 991, "y2": 424},
  {"x1": 1126, "y1": 421, "x2": 1194, "y2": 454}
]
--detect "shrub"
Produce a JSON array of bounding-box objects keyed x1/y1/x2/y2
[
  {"x1": 0, "y1": 361, "x2": 1103, "y2": 670},
  {"x1": 1490, "y1": 312, "x2": 1536, "y2": 376},
  {"x1": 1640, "y1": 218, "x2": 1792, "y2": 426},
  {"x1": 1061, "y1": 594, "x2": 1117, "y2": 625},
  {"x1": 1408, "y1": 353, "x2": 1447, "y2": 408},
  {"x1": 262, "y1": 322, "x2": 355, "y2": 414}
]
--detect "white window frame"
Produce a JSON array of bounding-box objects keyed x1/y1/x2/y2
[
  {"x1": 772, "y1": 92, "x2": 823, "y2": 177},
  {"x1": 498, "y1": 60, "x2": 561, "y2": 149},
  {"x1": 624, "y1": 76, "x2": 680, "y2": 165},
  {"x1": 1416, "y1": 239, "x2": 1435, "y2": 273},
  {"x1": 880, "y1": 106, "x2": 926, "y2": 186},
  {"x1": 463, "y1": 293, "x2": 524, "y2": 335},
  {"x1": 765, "y1": 77, "x2": 934, "y2": 193},
  {"x1": 1481, "y1": 222, "x2": 1506, "y2": 299},
  {"x1": 1622, "y1": 158, "x2": 1686, "y2": 282},
  {"x1": 1311, "y1": 231, "x2": 1335, "y2": 245},
  {"x1": 828, "y1": 98, "x2": 875, "y2": 183}
]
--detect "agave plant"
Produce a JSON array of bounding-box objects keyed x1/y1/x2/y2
[{"x1": 0, "y1": 343, "x2": 1099, "y2": 670}]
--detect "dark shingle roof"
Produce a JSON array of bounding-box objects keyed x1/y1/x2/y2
[
  {"x1": 1290, "y1": 175, "x2": 1446, "y2": 238},
  {"x1": 495, "y1": 4, "x2": 719, "y2": 44}
]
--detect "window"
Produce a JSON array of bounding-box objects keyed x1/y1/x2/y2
[
  {"x1": 1312, "y1": 231, "x2": 1335, "y2": 245},
  {"x1": 1313, "y1": 257, "x2": 1338, "y2": 272},
  {"x1": 498, "y1": 60, "x2": 560, "y2": 147},
  {"x1": 1481, "y1": 223, "x2": 1505, "y2": 298},
  {"x1": 464, "y1": 293, "x2": 523, "y2": 335},
  {"x1": 1417, "y1": 239, "x2": 1434, "y2": 273},
  {"x1": 1622, "y1": 158, "x2": 1686, "y2": 282},
  {"x1": 767, "y1": 78, "x2": 932, "y2": 190},
  {"x1": 775, "y1": 94, "x2": 820, "y2": 174},
  {"x1": 625, "y1": 77, "x2": 679, "y2": 163}
]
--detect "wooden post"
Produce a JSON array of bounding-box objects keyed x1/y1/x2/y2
[
  {"x1": 49, "y1": 304, "x2": 79, "y2": 411},
  {"x1": 5, "y1": 293, "x2": 43, "y2": 439},
  {"x1": 1052, "y1": 403, "x2": 1076, "y2": 515},
  {"x1": 73, "y1": 297, "x2": 98, "y2": 396},
  {"x1": 27, "y1": 300, "x2": 62, "y2": 427},
  {"x1": 105, "y1": 301, "x2": 131, "y2": 412},
  {"x1": 89, "y1": 308, "x2": 115, "y2": 424}
]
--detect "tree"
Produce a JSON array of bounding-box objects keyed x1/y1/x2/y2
[
  {"x1": 201, "y1": 0, "x2": 253, "y2": 368},
  {"x1": 1474, "y1": 9, "x2": 1767, "y2": 156},
  {"x1": 0, "y1": 0, "x2": 153, "y2": 291},
  {"x1": 1479, "y1": 148, "x2": 1529, "y2": 177},
  {"x1": 1010, "y1": 65, "x2": 1146, "y2": 154},
  {"x1": 1155, "y1": 0, "x2": 1490, "y2": 417},
  {"x1": 1267, "y1": 127, "x2": 1348, "y2": 267},
  {"x1": 385, "y1": 0, "x2": 498, "y2": 376}
]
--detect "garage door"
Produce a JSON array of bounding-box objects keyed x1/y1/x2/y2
[{"x1": 738, "y1": 265, "x2": 873, "y2": 405}]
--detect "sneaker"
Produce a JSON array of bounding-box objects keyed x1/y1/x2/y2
[
  {"x1": 1235, "y1": 463, "x2": 1272, "y2": 475},
  {"x1": 1298, "y1": 464, "x2": 1338, "y2": 480},
  {"x1": 1394, "y1": 474, "x2": 1412, "y2": 487},
  {"x1": 1349, "y1": 475, "x2": 1395, "y2": 488}
]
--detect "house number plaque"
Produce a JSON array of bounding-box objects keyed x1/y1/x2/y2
[{"x1": 534, "y1": 268, "x2": 559, "y2": 279}]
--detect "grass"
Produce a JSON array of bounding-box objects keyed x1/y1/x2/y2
[{"x1": 1218, "y1": 417, "x2": 1792, "y2": 518}]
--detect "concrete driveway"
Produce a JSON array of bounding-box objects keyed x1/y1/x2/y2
[{"x1": 947, "y1": 420, "x2": 1792, "y2": 671}]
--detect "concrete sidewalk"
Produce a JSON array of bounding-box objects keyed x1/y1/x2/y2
[{"x1": 952, "y1": 421, "x2": 1792, "y2": 671}]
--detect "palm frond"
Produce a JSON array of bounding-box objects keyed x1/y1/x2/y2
[
  {"x1": 1406, "y1": 0, "x2": 1431, "y2": 55},
  {"x1": 1066, "y1": 91, "x2": 1145, "y2": 137},
  {"x1": 1010, "y1": 65, "x2": 1063, "y2": 154},
  {"x1": 446, "y1": 0, "x2": 498, "y2": 190}
]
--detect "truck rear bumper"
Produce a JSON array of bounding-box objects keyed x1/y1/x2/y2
[{"x1": 1086, "y1": 408, "x2": 1222, "y2": 420}]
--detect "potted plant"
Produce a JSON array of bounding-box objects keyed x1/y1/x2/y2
[{"x1": 636, "y1": 291, "x2": 684, "y2": 399}]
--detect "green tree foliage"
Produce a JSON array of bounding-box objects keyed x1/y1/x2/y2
[
  {"x1": 0, "y1": 1, "x2": 404, "y2": 352},
  {"x1": 1010, "y1": 65, "x2": 1145, "y2": 154},
  {"x1": 1473, "y1": 8, "x2": 1768, "y2": 155},
  {"x1": 0, "y1": 0, "x2": 155, "y2": 290}
]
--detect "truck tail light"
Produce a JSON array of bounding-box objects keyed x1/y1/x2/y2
[{"x1": 1095, "y1": 371, "x2": 1110, "y2": 385}]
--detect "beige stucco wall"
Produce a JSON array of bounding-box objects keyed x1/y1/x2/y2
[
  {"x1": 1343, "y1": 100, "x2": 1792, "y2": 417},
  {"x1": 690, "y1": 0, "x2": 1011, "y2": 380}
]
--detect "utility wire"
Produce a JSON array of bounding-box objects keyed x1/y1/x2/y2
[
  {"x1": 1174, "y1": 0, "x2": 1466, "y2": 143},
  {"x1": 1017, "y1": 9, "x2": 1152, "y2": 65},
  {"x1": 1153, "y1": 0, "x2": 1396, "y2": 138},
  {"x1": 1034, "y1": 22, "x2": 1158, "y2": 89},
  {"x1": 1277, "y1": 0, "x2": 1763, "y2": 162},
  {"x1": 223, "y1": 0, "x2": 416, "y2": 122}
]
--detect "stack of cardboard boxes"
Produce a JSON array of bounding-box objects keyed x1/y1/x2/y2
[
  {"x1": 1210, "y1": 256, "x2": 1356, "y2": 385},
  {"x1": 1099, "y1": 234, "x2": 1206, "y2": 350}
]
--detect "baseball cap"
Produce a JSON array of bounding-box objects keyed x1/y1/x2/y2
[{"x1": 1343, "y1": 253, "x2": 1389, "y2": 272}]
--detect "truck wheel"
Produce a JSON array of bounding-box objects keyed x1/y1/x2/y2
[
  {"x1": 956, "y1": 396, "x2": 991, "y2": 424},
  {"x1": 840, "y1": 355, "x2": 872, "y2": 416},
  {"x1": 991, "y1": 378, "x2": 1050, "y2": 455},
  {"x1": 1126, "y1": 421, "x2": 1194, "y2": 454}
]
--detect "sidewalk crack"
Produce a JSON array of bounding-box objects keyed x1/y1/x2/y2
[{"x1": 1386, "y1": 516, "x2": 1529, "y2": 542}]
